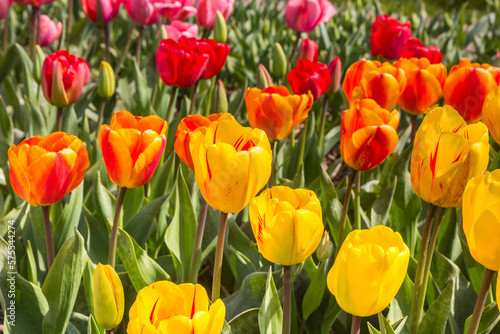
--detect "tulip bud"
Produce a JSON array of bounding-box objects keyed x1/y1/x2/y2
[
  {"x1": 293, "y1": 38, "x2": 319, "y2": 66},
  {"x1": 256, "y1": 64, "x2": 274, "y2": 89},
  {"x1": 214, "y1": 10, "x2": 227, "y2": 43},
  {"x1": 93, "y1": 264, "x2": 124, "y2": 330},
  {"x1": 33, "y1": 45, "x2": 46, "y2": 85},
  {"x1": 97, "y1": 61, "x2": 116, "y2": 99},
  {"x1": 271, "y1": 42, "x2": 287, "y2": 79},
  {"x1": 316, "y1": 231, "x2": 331, "y2": 261},
  {"x1": 211, "y1": 80, "x2": 228, "y2": 114},
  {"x1": 327, "y1": 57, "x2": 341, "y2": 95}
]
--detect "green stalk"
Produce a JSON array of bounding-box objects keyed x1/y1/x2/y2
[
  {"x1": 336, "y1": 170, "x2": 357, "y2": 256},
  {"x1": 410, "y1": 115, "x2": 417, "y2": 145},
  {"x1": 268, "y1": 141, "x2": 276, "y2": 188},
  {"x1": 66, "y1": 0, "x2": 74, "y2": 46},
  {"x1": 211, "y1": 212, "x2": 229, "y2": 301},
  {"x1": 282, "y1": 265, "x2": 292, "y2": 334},
  {"x1": 41, "y1": 206, "x2": 55, "y2": 270},
  {"x1": 29, "y1": 6, "x2": 41, "y2": 59},
  {"x1": 467, "y1": 269, "x2": 495, "y2": 334},
  {"x1": 116, "y1": 23, "x2": 137, "y2": 72},
  {"x1": 189, "y1": 80, "x2": 200, "y2": 115},
  {"x1": 188, "y1": 199, "x2": 209, "y2": 283},
  {"x1": 354, "y1": 171, "x2": 361, "y2": 230},
  {"x1": 318, "y1": 95, "x2": 329, "y2": 155},
  {"x1": 351, "y1": 316, "x2": 361, "y2": 334},
  {"x1": 136, "y1": 25, "x2": 144, "y2": 67},
  {"x1": 3, "y1": 12, "x2": 8, "y2": 54},
  {"x1": 409, "y1": 204, "x2": 437, "y2": 334},
  {"x1": 97, "y1": 99, "x2": 107, "y2": 130},
  {"x1": 103, "y1": 24, "x2": 110, "y2": 61},
  {"x1": 288, "y1": 31, "x2": 301, "y2": 68},
  {"x1": 165, "y1": 86, "x2": 178, "y2": 122},
  {"x1": 56, "y1": 107, "x2": 63, "y2": 132},
  {"x1": 108, "y1": 187, "x2": 127, "y2": 268}
]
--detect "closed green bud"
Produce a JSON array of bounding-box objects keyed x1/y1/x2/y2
[
  {"x1": 93, "y1": 264, "x2": 124, "y2": 330},
  {"x1": 214, "y1": 11, "x2": 227, "y2": 43},
  {"x1": 33, "y1": 45, "x2": 46, "y2": 85},
  {"x1": 316, "y1": 231, "x2": 332, "y2": 261},
  {"x1": 271, "y1": 42, "x2": 287, "y2": 79},
  {"x1": 97, "y1": 61, "x2": 116, "y2": 99},
  {"x1": 256, "y1": 64, "x2": 274, "y2": 89},
  {"x1": 211, "y1": 80, "x2": 228, "y2": 114}
]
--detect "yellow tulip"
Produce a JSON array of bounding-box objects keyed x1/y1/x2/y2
[
  {"x1": 190, "y1": 119, "x2": 272, "y2": 213},
  {"x1": 127, "y1": 281, "x2": 225, "y2": 334},
  {"x1": 482, "y1": 87, "x2": 500, "y2": 146},
  {"x1": 249, "y1": 186, "x2": 324, "y2": 266},
  {"x1": 327, "y1": 225, "x2": 409, "y2": 317},
  {"x1": 93, "y1": 264, "x2": 124, "y2": 330},
  {"x1": 462, "y1": 171, "x2": 500, "y2": 271},
  {"x1": 411, "y1": 105, "x2": 489, "y2": 208}
]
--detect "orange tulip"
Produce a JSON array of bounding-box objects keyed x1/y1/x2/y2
[
  {"x1": 343, "y1": 59, "x2": 406, "y2": 110},
  {"x1": 8, "y1": 132, "x2": 89, "y2": 206},
  {"x1": 99, "y1": 110, "x2": 168, "y2": 188},
  {"x1": 394, "y1": 58, "x2": 447, "y2": 115},
  {"x1": 443, "y1": 58, "x2": 499, "y2": 123},
  {"x1": 340, "y1": 99, "x2": 399, "y2": 171},
  {"x1": 245, "y1": 86, "x2": 313, "y2": 141},
  {"x1": 174, "y1": 113, "x2": 235, "y2": 171}
]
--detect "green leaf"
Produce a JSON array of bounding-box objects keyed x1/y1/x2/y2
[
  {"x1": 165, "y1": 169, "x2": 197, "y2": 282},
  {"x1": 302, "y1": 261, "x2": 327, "y2": 322},
  {"x1": 292, "y1": 164, "x2": 305, "y2": 188},
  {"x1": 417, "y1": 279, "x2": 454, "y2": 334},
  {"x1": 122, "y1": 186, "x2": 144, "y2": 224},
  {"x1": 87, "y1": 314, "x2": 105, "y2": 334},
  {"x1": 82, "y1": 259, "x2": 95, "y2": 316},
  {"x1": 0, "y1": 44, "x2": 18, "y2": 85},
  {"x1": 388, "y1": 275, "x2": 413, "y2": 327},
  {"x1": 259, "y1": 267, "x2": 283, "y2": 334},
  {"x1": 42, "y1": 230, "x2": 87, "y2": 334},
  {"x1": 464, "y1": 302, "x2": 500, "y2": 334},
  {"x1": 116, "y1": 227, "x2": 170, "y2": 292},
  {"x1": 53, "y1": 183, "x2": 84, "y2": 249},
  {"x1": 15, "y1": 43, "x2": 35, "y2": 101},
  {"x1": 377, "y1": 312, "x2": 398, "y2": 334},
  {"x1": 228, "y1": 309, "x2": 260, "y2": 334},
  {"x1": 21, "y1": 240, "x2": 38, "y2": 284},
  {"x1": 371, "y1": 176, "x2": 397, "y2": 227},
  {"x1": 93, "y1": 171, "x2": 114, "y2": 224},
  {"x1": 133, "y1": 58, "x2": 150, "y2": 115}
]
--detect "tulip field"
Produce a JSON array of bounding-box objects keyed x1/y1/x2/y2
[{"x1": 2, "y1": 0, "x2": 500, "y2": 333}]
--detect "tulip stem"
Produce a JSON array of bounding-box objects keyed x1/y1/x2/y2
[
  {"x1": 292, "y1": 117, "x2": 309, "y2": 178},
  {"x1": 66, "y1": 0, "x2": 74, "y2": 46},
  {"x1": 41, "y1": 206, "x2": 55, "y2": 270},
  {"x1": 268, "y1": 141, "x2": 276, "y2": 188},
  {"x1": 97, "y1": 99, "x2": 107, "y2": 130},
  {"x1": 318, "y1": 95, "x2": 329, "y2": 156},
  {"x1": 282, "y1": 265, "x2": 292, "y2": 334},
  {"x1": 351, "y1": 315, "x2": 361, "y2": 334},
  {"x1": 188, "y1": 199, "x2": 209, "y2": 283},
  {"x1": 56, "y1": 107, "x2": 63, "y2": 132},
  {"x1": 136, "y1": 25, "x2": 144, "y2": 67},
  {"x1": 2, "y1": 13, "x2": 8, "y2": 54},
  {"x1": 212, "y1": 211, "x2": 229, "y2": 301},
  {"x1": 288, "y1": 31, "x2": 301, "y2": 69},
  {"x1": 116, "y1": 23, "x2": 137, "y2": 73},
  {"x1": 410, "y1": 115, "x2": 417, "y2": 145},
  {"x1": 189, "y1": 80, "x2": 200, "y2": 115},
  {"x1": 202, "y1": 28, "x2": 210, "y2": 39},
  {"x1": 103, "y1": 24, "x2": 110, "y2": 62},
  {"x1": 166, "y1": 86, "x2": 178, "y2": 122},
  {"x1": 467, "y1": 269, "x2": 495, "y2": 334},
  {"x1": 409, "y1": 203, "x2": 437, "y2": 334},
  {"x1": 29, "y1": 6, "x2": 41, "y2": 59},
  {"x1": 108, "y1": 187, "x2": 127, "y2": 268},
  {"x1": 336, "y1": 170, "x2": 357, "y2": 256},
  {"x1": 354, "y1": 171, "x2": 361, "y2": 230}
]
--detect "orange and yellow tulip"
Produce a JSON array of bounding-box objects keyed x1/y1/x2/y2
[
  {"x1": 8, "y1": 132, "x2": 89, "y2": 206},
  {"x1": 190, "y1": 119, "x2": 272, "y2": 213},
  {"x1": 411, "y1": 105, "x2": 489, "y2": 207},
  {"x1": 127, "y1": 281, "x2": 225, "y2": 334},
  {"x1": 443, "y1": 58, "x2": 499, "y2": 123},
  {"x1": 99, "y1": 110, "x2": 168, "y2": 188},
  {"x1": 174, "y1": 113, "x2": 234, "y2": 171},
  {"x1": 394, "y1": 58, "x2": 447, "y2": 115},
  {"x1": 481, "y1": 87, "x2": 500, "y2": 145},
  {"x1": 343, "y1": 59, "x2": 407, "y2": 110},
  {"x1": 245, "y1": 86, "x2": 313, "y2": 141},
  {"x1": 340, "y1": 99, "x2": 400, "y2": 171},
  {"x1": 249, "y1": 186, "x2": 324, "y2": 266}
]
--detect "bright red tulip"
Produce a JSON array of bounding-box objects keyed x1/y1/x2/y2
[
  {"x1": 181, "y1": 38, "x2": 230, "y2": 80},
  {"x1": 39, "y1": 15, "x2": 63, "y2": 47},
  {"x1": 285, "y1": 0, "x2": 336, "y2": 33},
  {"x1": 41, "y1": 50, "x2": 90, "y2": 108},
  {"x1": 156, "y1": 37, "x2": 209, "y2": 88},
  {"x1": 295, "y1": 38, "x2": 319, "y2": 63},
  {"x1": 370, "y1": 15, "x2": 412, "y2": 60},
  {"x1": 399, "y1": 38, "x2": 443, "y2": 64},
  {"x1": 153, "y1": 0, "x2": 196, "y2": 21},
  {"x1": 196, "y1": 0, "x2": 234, "y2": 30},
  {"x1": 163, "y1": 20, "x2": 198, "y2": 42},
  {"x1": 14, "y1": 0, "x2": 55, "y2": 6},
  {"x1": 288, "y1": 58, "x2": 331, "y2": 100},
  {"x1": 0, "y1": 0, "x2": 13, "y2": 20},
  {"x1": 125, "y1": 0, "x2": 158, "y2": 25},
  {"x1": 80, "y1": 0, "x2": 121, "y2": 26}
]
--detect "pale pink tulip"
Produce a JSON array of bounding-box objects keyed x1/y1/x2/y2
[
  {"x1": 163, "y1": 20, "x2": 198, "y2": 41},
  {"x1": 125, "y1": 0, "x2": 158, "y2": 25},
  {"x1": 285, "y1": 0, "x2": 336, "y2": 33},
  {"x1": 39, "y1": 15, "x2": 63, "y2": 47},
  {"x1": 153, "y1": 0, "x2": 196, "y2": 21},
  {"x1": 196, "y1": 0, "x2": 234, "y2": 30}
]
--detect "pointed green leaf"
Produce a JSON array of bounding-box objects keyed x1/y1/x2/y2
[
  {"x1": 417, "y1": 280, "x2": 454, "y2": 334},
  {"x1": 302, "y1": 261, "x2": 327, "y2": 321},
  {"x1": 259, "y1": 268, "x2": 283, "y2": 334}
]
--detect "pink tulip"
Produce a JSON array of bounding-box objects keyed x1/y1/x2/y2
[
  {"x1": 163, "y1": 20, "x2": 198, "y2": 41},
  {"x1": 196, "y1": 0, "x2": 235, "y2": 30},
  {"x1": 14, "y1": 0, "x2": 55, "y2": 6},
  {"x1": 125, "y1": 0, "x2": 158, "y2": 25},
  {"x1": 285, "y1": 0, "x2": 336, "y2": 33},
  {"x1": 38, "y1": 15, "x2": 63, "y2": 47},
  {"x1": 153, "y1": 0, "x2": 196, "y2": 21},
  {"x1": 79, "y1": 0, "x2": 121, "y2": 26},
  {"x1": 0, "y1": 0, "x2": 13, "y2": 20},
  {"x1": 327, "y1": 56, "x2": 341, "y2": 95},
  {"x1": 296, "y1": 38, "x2": 319, "y2": 63}
]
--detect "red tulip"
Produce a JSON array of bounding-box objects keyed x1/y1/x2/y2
[
  {"x1": 370, "y1": 15, "x2": 412, "y2": 60},
  {"x1": 156, "y1": 37, "x2": 209, "y2": 88},
  {"x1": 14, "y1": 0, "x2": 55, "y2": 6},
  {"x1": 180, "y1": 37, "x2": 230, "y2": 80},
  {"x1": 125, "y1": 0, "x2": 158, "y2": 25},
  {"x1": 288, "y1": 58, "x2": 331, "y2": 100},
  {"x1": 285, "y1": 0, "x2": 336, "y2": 33},
  {"x1": 327, "y1": 56, "x2": 342, "y2": 95},
  {"x1": 1, "y1": 0, "x2": 13, "y2": 20},
  {"x1": 41, "y1": 50, "x2": 90, "y2": 108},
  {"x1": 153, "y1": 0, "x2": 196, "y2": 21},
  {"x1": 399, "y1": 38, "x2": 443, "y2": 64},
  {"x1": 295, "y1": 38, "x2": 319, "y2": 64},
  {"x1": 39, "y1": 15, "x2": 63, "y2": 47},
  {"x1": 196, "y1": 0, "x2": 234, "y2": 29},
  {"x1": 163, "y1": 21, "x2": 198, "y2": 42},
  {"x1": 80, "y1": 0, "x2": 121, "y2": 26}
]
